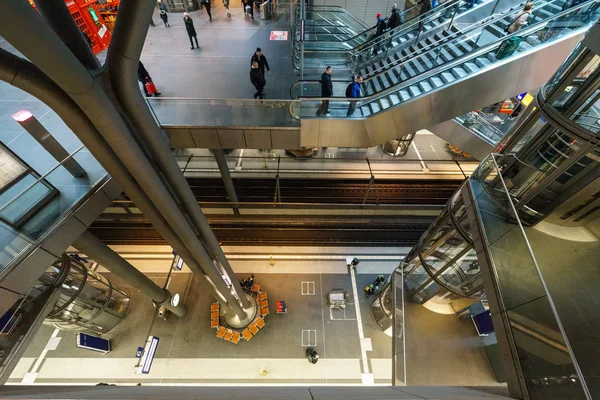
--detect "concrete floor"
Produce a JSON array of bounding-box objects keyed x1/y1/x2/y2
[{"x1": 9, "y1": 247, "x2": 503, "y2": 387}]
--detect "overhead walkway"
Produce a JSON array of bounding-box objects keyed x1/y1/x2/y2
[{"x1": 159, "y1": 2, "x2": 595, "y2": 150}]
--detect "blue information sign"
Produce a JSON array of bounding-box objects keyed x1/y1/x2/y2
[{"x1": 76, "y1": 333, "x2": 110, "y2": 354}]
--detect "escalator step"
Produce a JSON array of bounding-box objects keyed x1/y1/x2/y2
[
  {"x1": 380, "y1": 74, "x2": 391, "y2": 89},
  {"x1": 389, "y1": 93, "x2": 401, "y2": 105},
  {"x1": 440, "y1": 48, "x2": 454, "y2": 63},
  {"x1": 440, "y1": 72, "x2": 456, "y2": 84},
  {"x1": 379, "y1": 98, "x2": 391, "y2": 110},
  {"x1": 447, "y1": 43, "x2": 464, "y2": 57},
  {"x1": 463, "y1": 62, "x2": 480, "y2": 74},
  {"x1": 404, "y1": 63, "x2": 417, "y2": 77},
  {"x1": 418, "y1": 81, "x2": 433, "y2": 93},
  {"x1": 399, "y1": 90, "x2": 412, "y2": 101},
  {"x1": 387, "y1": 71, "x2": 399, "y2": 85},
  {"x1": 373, "y1": 78, "x2": 383, "y2": 92},
  {"x1": 475, "y1": 57, "x2": 491, "y2": 68},
  {"x1": 412, "y1": 59, "x2": 426, "y2": 74},
  {"x1": 430, "y1": 76, "x2": 444, "y2": 88},
  {"x1": 360, "y1": 106, "x2": 370, "y2": 117},
  {"x1": 451, "y1": 67, "x2": 467, "y2": 79},
  {"x1": 420, "y1": 55, "x2": 434, "y2": 70},
  {"x1": 370, "y1": 102, "x2": 381, "y2": 113},
  {"x1": 408, "y1": 86, "x2": 422, "y2": 97}
]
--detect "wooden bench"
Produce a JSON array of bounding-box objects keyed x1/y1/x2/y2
[
  {"x1": 211, "y1": 303, "x2": 220, "y2": 312},
  {"x1": 231, "y1": 331, "x2": 241, "y2": 344},
  {"x1": 260, "y1": 305, "x2": 269, "y2": 316},
  {"x1": 255, "y1": 316, "x2": 265, "y2": 329},
  {"x1": 224, "y1": 329, "x2": 234, "y2": 341},
  {"x1": 242, "y1": 328, "x2": 253, "y2": 341},
  {"x1": 251, "y1": 284, "x2": 261, "y2": 293},
  {"x1": 211, "y1": 319, "x2": 219, "y2": 329},
  {"x1": 258, "y1": 292, "x2": 268, "y2": 301},
  {"x1": 260, "y1": 299, "x2": 268, "y2": 309},
  {"x1": 216, "y1": 326, "x2": 226, "y2": 338}
]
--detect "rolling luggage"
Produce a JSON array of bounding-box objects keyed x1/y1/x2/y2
[{"x1": 495, "y1": 36, "x2": 521, "y2": 59}]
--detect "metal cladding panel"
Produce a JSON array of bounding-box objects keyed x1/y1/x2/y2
[
  {"x1": 166, "y1": 128, "x2": 195, "y2": 148},
  {"x1": 244, "y1": 129, "x2": 272, "y2": 149},
  {"x1": 190, "y1": 128, "x2": 222, "y2": 148},
  {"x1": 217, "y1": 129, "x2": 247, "y2": 148}
]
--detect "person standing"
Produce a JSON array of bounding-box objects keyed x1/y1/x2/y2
[
  {"x1": 418, "y1": 0, "x2": 433, "y2": 30},
  {"x1": 389, "y1": 5, "x2": 402, "y2": 29},
  {"x1": 316, "y1": 66, "x2": 333, "y2": 116},
  {"x1": 345, "y1": 75, "x2": 362, "y2": 117},
  {"x1": 183, "y1": 13, "x2": 199, "y2": 49},
  {"x1": 250, "y1": 61, "x2": 266, "y2": 99},
  {"x1": 251, "y1": 48, "x2": 270, "y2": 77},
  {"x1": 202, "y1": 0, "x2": 213, "y2": 22},
  {"x1": 159, "y1": 9, "x2": 170, "y2": 27},
  {"x1": 138, "y1": 61, "x2": 161, "y2": 97},
  {"x1": 506, "y1": 3, "x2": 533, "y2": 34}
]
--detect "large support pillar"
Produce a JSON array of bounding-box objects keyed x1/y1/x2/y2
[
  {"x1": 108, "y1": 0, "x2": 251, "y2": 309},
  {"x1": 12, "y1": 110, "x2": 87, "y2": 177},
  {"x1": 213, "y1": 149, "x2": 240, "y2": 215},
  {"x1": 74, "y1": 231, "x2": 187, "y2": 317},
  {"x1": 32, "y1": 0, "x2": 100, "y2": 70},
  {"x1": 0, "y1": 3, "x2": 250, "y2": 321}
]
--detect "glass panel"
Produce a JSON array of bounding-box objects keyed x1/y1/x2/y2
[
  {"x1": 0, "y1": 173, "x2": 54, "y2": 226},
  {"x1": 392, "y1": 268, "x2": 405, "y2": 386},
  {"x1": 470, "y1": 154, "x2": 590, "y2": 399}
]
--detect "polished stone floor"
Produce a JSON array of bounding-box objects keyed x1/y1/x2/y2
[{"x1": 10, "y1": 247, "x2": 502, "y2": 387}]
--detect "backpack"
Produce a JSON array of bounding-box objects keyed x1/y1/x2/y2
[
  {"x1": 383, "y1": 17, "x2": 391, "y2": 31},
  {"x1": 345, "y1": 83, "x2": 354, "y2": 97}
]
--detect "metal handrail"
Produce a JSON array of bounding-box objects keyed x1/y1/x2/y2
[
  {"x1": 294, "y1": 5, "x2": 370, "y2": 31},
  {"x1": 289, "y1": 1, "x2": 595, "y2": 110},
  {"x1": 292, "y1": 0, "x2": 460, "y2": 53},
  {"x1": 455, "y1": 112, "x2": 505, "y2": 144},
  {"x1": 293, "y1": 1, "x2": 426, "y2": 44}
]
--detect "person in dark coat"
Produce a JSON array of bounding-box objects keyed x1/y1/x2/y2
[
  {"x1": 159, "y1": 9, "x2": 170, "y2": 27},
  {"x1": 243, "y1": 0, "x2": 254, "y2": 17},
  {"x1": 251, "y1": 48, "x2": 270, "y2": 77},
  {"x1": 137, "y1": 61, "x2": 161, "y2": 97},
  {"x1": 418, "y1": 0, "x2": 433, "y2": 30},
  {"x1": 346, "y1": 75, "x2": 362, "y2": 117},
  {"x1": 389, "y1": 4, "x2": 402, "y2": 29},
  {"x1": 316, "y1": 66, "x2": 333, "y2": 116},
  {"x1": 183, "y1": 13, "x2": 199, "y2": 49},
  {"x1": 202, "y1": 0, "x2": 213, "y2": 22},
  {"x1": 250, "y1": 61, "x2": 266, "y2": 99}
]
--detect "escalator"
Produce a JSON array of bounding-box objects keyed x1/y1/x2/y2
[{"x1": 287, "y1": 1, "x2": 598, "y2": 148}]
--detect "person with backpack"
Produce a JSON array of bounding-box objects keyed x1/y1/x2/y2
[
  {"x1": 346, "y1": 75, "x2": 363, "y2": 117},
  {"x1": 506, "y1": 2, "x2": 533, "y2": 34},
  {"x1": 388, "y1": 5, "x2": 403, "y2": 46},
  {"x1": 250, "y1": 61, "x2": 266, "y2": 99},
  {"x1": 183, "y1": 13, "x2": 199, "y2": 49},
  {"x1": 159, "y1": 8, "x2": 170, "y2": 27},
  {"x1": 316, "y1": 66, "x2": 333, "y2": 116}
]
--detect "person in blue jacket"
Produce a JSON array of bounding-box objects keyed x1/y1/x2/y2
[{"x1": 346, "y1": 75, "x2": 363, "y2": 117}]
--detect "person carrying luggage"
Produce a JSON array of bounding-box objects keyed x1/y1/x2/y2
[{"x1": 495, "y1": 3, "x2": 533, "y2": 59}]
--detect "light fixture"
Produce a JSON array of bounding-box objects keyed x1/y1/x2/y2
[
  {"x1": 170, "y1": 293, "x2": 180, "y2": 307},
  {"x1": 11, "y1": 110, "x2": 33, "y2": 122}
]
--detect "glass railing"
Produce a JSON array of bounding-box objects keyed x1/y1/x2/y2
[
  {"x1": 289, "y1": 4, "x2": 597, "y2": 119},
  {"x1": 0, "y1": 144, "x2": 108, "y2": 276},
  {"x1": 454, "y1": 111, "x2": 508, "y2": 145},
  {"x1": 171, "y1": 152, "x2": 479, "y2": 179},
  {"x1": 469, "y1": 154, "x2": 591, "y2": 400},
  {"x1": 145, "y1": 98, "x2": 300, "y2": 128}
]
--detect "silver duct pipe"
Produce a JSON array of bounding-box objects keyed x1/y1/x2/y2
[
  {"x1": 0, "y1": 1, "x2": 250, "y2": 320},
  {"x1": 213, "y1": 149, "x2": 241, "y2": 216},
  {"x1": 74, "y1": 231, "x2": 187, "y2": 317},
  {"x1": 0, "y1": 48, "x2": 234, "y2": 315},
  {"x1": 32, "y1": 0, "x2": 100, "y2": 70},
  {"x1": 108, "y1": 0, "x2": 250, "y2": 308}
]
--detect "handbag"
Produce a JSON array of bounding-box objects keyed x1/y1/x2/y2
[
  {"x1": 505, "y1": 11, "x2": 525, "y2": 33},
  {"x1": 145, "y1": 79, "x2": 157, "y2": 95}
]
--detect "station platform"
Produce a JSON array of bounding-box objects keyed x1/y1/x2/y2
[{"x1": 9, "y1": 246, "x2": 503, "y2": 387}]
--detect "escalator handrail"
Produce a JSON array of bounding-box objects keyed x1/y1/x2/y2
[
  {"x1": 292, "y1": 0, "x2": 462, "y2": 53},
  {"x1": 293, "y1": 1, "x2": 426, "y2": 42},
  {"x1": 294, "y1": 5, "x2": 370, "y2": 30},
  {"x1": 288, "y1": 1, "x2": 595, "y2": 116},
  {"x1": 291, "y1": 0, "x2": 582, "y2": 93},
  {"x1": 353, "y1": 0, "x2": 567, "y2": 75}
]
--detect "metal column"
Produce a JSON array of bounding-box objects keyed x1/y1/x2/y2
[
  {"x1": 74, "y1": 231, "x2": 187, "y2": 317},
  {"x1": 213, "y1": 149, "x2": 240, "y2": 215}
]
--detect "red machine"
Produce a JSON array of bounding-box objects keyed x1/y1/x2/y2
[{"x1": 28, "y1": 0, "x2": 112, "y2": 54}]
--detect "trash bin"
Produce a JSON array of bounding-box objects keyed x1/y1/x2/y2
[{"x1": 260, "y1": 1, "x2": 271, "y2": 19}]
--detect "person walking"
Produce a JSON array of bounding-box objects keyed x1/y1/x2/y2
[
  {"x1": 243, "y1": 0, "x2": 254, "y2": 17},
  {"x1": 202, "y1": 0, "x2": 213, "y2": 22},
  {"x1": 251, "y1": 48, "x2": 270, "y2": 77},
  {"x1": 250, "y1": 61, "x2": 266, "y2": 99},
  {"x1": 306, "y1": 348, "x2": 319, "y2": 364},
  {"x1": 316, "y1": 66, "x2": 333, "y2": 116},
  {"x1": 223, "y1": 0, "x2": 231, "y2": 17},
  {"x1": 389, "y1": 4, "x2": 402, "y2": 29},
  {"x1": 345, "y1": 75, "x2": 362, "y2": 117},
  {"x1": 418, "y1": 0, "x2": 433, "y2": 30},
  {"x1": 159, "y1": 8, "x2": 170, "y2": 27},
  {"x1": 138, "y1": 61, "x2": 161, "y2": 97},
  {"x1": 506, "y1": 2, "x2": 533, "y2": 33},
  {"x1": 183, "y1": 13, "x2": 199, "y2": 49}
]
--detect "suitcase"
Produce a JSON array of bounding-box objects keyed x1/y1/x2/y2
[
  {"x1": 495, "y1": 36, "x2": 521, "y2": 59},
  {"x1": 145, "y1": 80, "x2": 157, "y2": 95}
]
